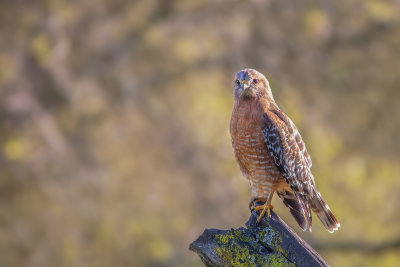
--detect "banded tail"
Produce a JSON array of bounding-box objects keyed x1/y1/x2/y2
[
  {"x1": 277, "y1": 190, "x2": 312, "y2": 232},
  {"x1": 278, "y1": 189, "x2": 340, "y2": 233},
  {"x1": 309, "y1": 190, "x2": 340, "y2": 233}
]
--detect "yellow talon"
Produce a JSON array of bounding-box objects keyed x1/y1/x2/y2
[{"x1": 254, "y1": 204, "x2": 274, "y2": 222}]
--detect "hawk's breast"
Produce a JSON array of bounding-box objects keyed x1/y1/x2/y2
[{"x1": 230, "y1": 99, "x2": 282, "y2": 197}]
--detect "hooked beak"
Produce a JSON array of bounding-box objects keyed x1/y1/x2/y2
[
  {"x1": 241, "y1": 79, "x2": 249, "y2": 89},
  {"x1": 239, "y1": 79, "x2": 250, "y2": 96}
]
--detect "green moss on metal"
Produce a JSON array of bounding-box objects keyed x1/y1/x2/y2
[{"x1": 214, "y1": 228, "x2": 295, "y2": 267}]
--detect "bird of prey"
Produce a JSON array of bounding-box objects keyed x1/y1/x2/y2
[{"x1": 230, "y1": 68, "x2": 340, "y2": 233}]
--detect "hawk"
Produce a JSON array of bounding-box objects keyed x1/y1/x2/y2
[{"x1": 230, "y1": 68, "x2": 340, "y2": 233}]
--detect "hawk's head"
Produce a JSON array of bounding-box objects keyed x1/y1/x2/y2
[{"x1": 234, "y1": 68, "x2": 272, "y2": 101}]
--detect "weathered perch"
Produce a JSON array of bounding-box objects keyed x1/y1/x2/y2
[{"x1": 189, "y1": 210, "x2": 329, "y2": 267}]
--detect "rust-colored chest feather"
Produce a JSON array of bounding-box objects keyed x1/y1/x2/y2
[{"x1": 230, "y1": 98, "x2": 282, "y2": 196}]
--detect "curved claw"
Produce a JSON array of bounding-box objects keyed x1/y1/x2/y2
[
  {"x1": 254, "y1": 204, "x2": 274, "y2": 222},
  {"x1": 249, "y1": 197, "x2": 268, "y2": 212}
]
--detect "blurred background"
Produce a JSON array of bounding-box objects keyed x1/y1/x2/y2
[{"x1": 1, "y1": 0, "x2": 400, "y2": 266}]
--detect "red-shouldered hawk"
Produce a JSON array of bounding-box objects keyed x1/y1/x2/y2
[{"x1": 230, "y1": 68, "x2": 340, "y2": 233}]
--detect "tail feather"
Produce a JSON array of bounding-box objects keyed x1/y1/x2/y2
[
  {"x1": 309, "y1": 191, "x2": 340, "y2": 233},
  {"x1": 277, "y1": 190, "x2": 312, "y2": 232}
]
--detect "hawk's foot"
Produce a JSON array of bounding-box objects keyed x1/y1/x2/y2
[
  {"x1": 254, "y1": 204, "x2": 274, "y2": 222},
  {"x1": 249, "y1": 197, "x2": 267, "y2": 211},
  {"x1": 249, "y1": 198, "x2": 274, "y2": 222}
]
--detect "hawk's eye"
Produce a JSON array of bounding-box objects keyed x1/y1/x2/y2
[
  {"x1": 235, "y1": 79, "x2": 240, "y2": 86},
  {"x1": 253, "y1": 79, "x2": 259, "y2": 84}
]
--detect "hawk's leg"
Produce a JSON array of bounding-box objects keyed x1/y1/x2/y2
[{"x1": 249, "y1": 195, "x2": 274, "y2": 222}]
